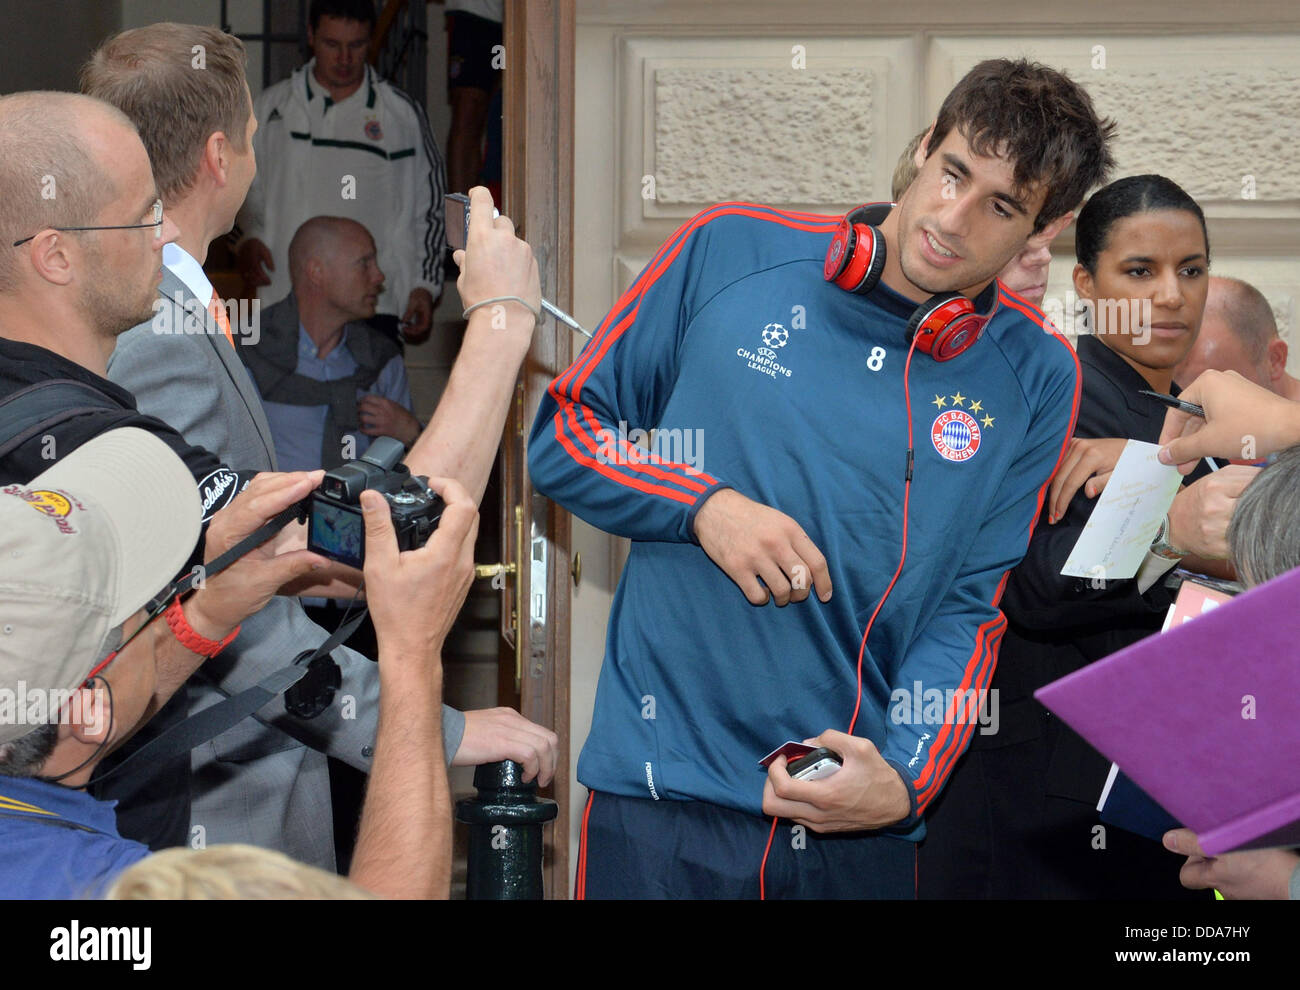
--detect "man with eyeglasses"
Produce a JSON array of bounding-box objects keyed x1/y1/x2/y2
[
  {"x1": 83, "y1": 22, "x2": 556, "y2": 875},
  {"x1": 0, "y1": 90, "x2": 340, "y2": 851}
]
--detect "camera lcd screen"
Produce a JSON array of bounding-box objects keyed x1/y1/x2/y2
[{"x1": 308, "y1": 497, "x2": 365, "y2": 569}]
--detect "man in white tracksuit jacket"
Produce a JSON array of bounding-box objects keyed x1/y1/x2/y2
[{"x1": 236, "y1": 28, "x2": 446, "y2": 342}]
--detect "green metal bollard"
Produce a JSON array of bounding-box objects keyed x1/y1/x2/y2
[{"x1": 455, "y1": 760, "x2": 558, "y2": 899}]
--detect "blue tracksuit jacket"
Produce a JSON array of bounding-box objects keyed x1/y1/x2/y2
[{"x1": 528, "y1": 203, "x2": 1080, "y2": 834}]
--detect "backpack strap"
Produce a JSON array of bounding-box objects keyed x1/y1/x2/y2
[{"x1": 0, "y1": 379, "x2": 124, "y2": 461}]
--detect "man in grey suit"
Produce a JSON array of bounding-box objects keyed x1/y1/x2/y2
[{"x1": 84, "y1": 23, "x2": 556, "y2": 870}]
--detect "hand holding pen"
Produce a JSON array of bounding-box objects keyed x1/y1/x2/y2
[{"x1": 1150, "y1": 371, "x2": 1300, "y2": 471}]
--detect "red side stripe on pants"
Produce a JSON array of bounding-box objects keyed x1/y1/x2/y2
[{"x1": 576, "y1": 790, "x2": 595, "y2": 900}]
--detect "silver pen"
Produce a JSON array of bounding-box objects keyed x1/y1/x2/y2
[{"x1": 541, "y1": 297, "x2": 592, "y2": 338}]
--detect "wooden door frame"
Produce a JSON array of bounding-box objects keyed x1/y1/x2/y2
[{"x1": 500, "y1": 0, "x2": 576, "y2": 900}]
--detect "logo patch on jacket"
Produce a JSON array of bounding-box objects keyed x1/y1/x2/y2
[
  {"x1": 931, "y1": 409, "x2": 982, "y2": 462},
  {"x1": 930, "y1": 393, "x2": 994, "y2": 462},
  {"x1": 364, "y1": 118, "x2": 383, "y2": 141}
]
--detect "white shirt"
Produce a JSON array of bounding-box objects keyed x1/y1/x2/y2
[
  {"x1": 236, "y1": 61, "x2": 446, "y2": 315},
  {"x1": 163, "y1": 242, "x2": 214, "y2": 309}
]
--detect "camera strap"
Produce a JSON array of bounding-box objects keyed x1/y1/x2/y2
[
  {"x1": 91, "y1": 605, "x2": 369, "y2": 787},
  {"x1": 92, "y1": 507, "x2": 370, "y2": 787},
  {"x1": 0, "y1": 379, "x2": 126, "y2": 460}
]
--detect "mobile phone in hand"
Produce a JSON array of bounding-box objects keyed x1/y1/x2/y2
[
  {"x1": 787, "y1": 746, "x2": 842, "y2": 781},
  {"x1": 445, "y1": 192, "x2": 500, "y2": 251}
]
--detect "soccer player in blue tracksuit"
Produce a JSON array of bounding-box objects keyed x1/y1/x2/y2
[{"x1": 530, "y1": 59, "x2": 1116, "y2": 898}]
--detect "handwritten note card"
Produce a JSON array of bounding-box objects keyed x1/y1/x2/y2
[{"x1": 1061, "y1": 440, "x2": 1184, "y2": 580}]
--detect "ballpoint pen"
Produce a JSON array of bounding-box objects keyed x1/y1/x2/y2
[
  {"x1": 1139, "y1": 389, "x2": 1204, "y2": 419},
  {"x1": 541, "y1": 297, "x2": 592, "y2": 339},
  {"x1": 1139, "y1": 390, "x2": 1219, "y2": 472}
]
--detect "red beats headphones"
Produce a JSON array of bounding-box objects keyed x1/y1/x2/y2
[{"x1": 824, "y1": 203, "x2": 998, "y2": 362}]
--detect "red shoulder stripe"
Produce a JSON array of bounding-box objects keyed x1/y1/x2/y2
[{"x1": 549, "y1": 203, "x2": 837, "y2": 503}]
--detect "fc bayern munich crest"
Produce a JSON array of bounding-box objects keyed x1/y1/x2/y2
[
  {"x1": 364, "y1": 119, "x2": 383, "y2": 141},
  {"x1": 931, "y1": 409, "x2": 982, "y2": 462}
]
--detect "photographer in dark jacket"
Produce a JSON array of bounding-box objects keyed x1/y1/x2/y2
[
  {"x1": 920, "y1": 175, "x2": 1256, "y2": 898},
  {"x1": 0, "y1": 91, "x2": 345, "y2": 850}
]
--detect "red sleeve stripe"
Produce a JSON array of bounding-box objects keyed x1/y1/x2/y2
[
  {"x1": 915, "y1": 617, "x2": 1007, "y2": 811},
  {"x1": 910, "y1": 608, "x2": 1004, "y2": 794},
  {"x1": 546, "y1": 202, "x2": 838, "y2": 503},
  {"x1": 551, "y1": 402, "x2": 697, "y2": 504},
  {"x1": 559, "y1": 397, "x2": 713, "y2": 494},
  {"x1": 574, "y1": 397, "x2": 722, "y2": 485},
  {"x1": 553, "y1": 288, "x2": 721, "y2": 491}
]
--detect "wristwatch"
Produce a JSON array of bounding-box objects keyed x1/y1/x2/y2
[{"x1": 1150, "y1": 513, "x2": 1187, "y2": 561}]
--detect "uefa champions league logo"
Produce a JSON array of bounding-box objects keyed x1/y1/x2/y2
[
  {"x1": 761, "y1": 323, "x2": 789, "y2": 349},
  {"x1": 736, "y1": 321, "x2": 795, "y2": 380}
]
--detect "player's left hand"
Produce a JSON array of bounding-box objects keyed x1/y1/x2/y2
[
  {"x1": 358, "y1": 395, "x2": 422, "y2": 447},
  {"x1": 1163, "y1": 828, "x2": 1299, "y2": 900},
  {"x1": 401, "y1": 287, "x2": 435, "y2": 342},
  {"x1": 762, "y1": 729, "x2": 911, "y2": 832}
]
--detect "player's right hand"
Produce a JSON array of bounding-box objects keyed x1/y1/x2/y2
[
  {"x1": 361, "y1": 477, "x2": 479, "y2": 660},
  {"x1": 237, "y1": 237, "x2": 275, "y2": 289},
  {"x1": 692, "y1": 488, "x2": 832, "y2": 606}
]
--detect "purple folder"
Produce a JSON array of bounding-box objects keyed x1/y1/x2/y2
[{"x1": 1035, "y1": 566, "x2": 1300, "y2": 856}]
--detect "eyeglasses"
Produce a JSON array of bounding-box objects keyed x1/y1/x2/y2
[{"x1": 12, "y1": 198, "x2": 164, "y2": 248}]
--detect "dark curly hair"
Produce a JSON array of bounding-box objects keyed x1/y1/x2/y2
[{"x1": 928, "y1": 58, "x2": 1117, "y2": 233}]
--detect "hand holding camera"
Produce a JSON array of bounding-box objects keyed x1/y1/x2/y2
[
  {"x1": 305, "y1": 437, "x2": 444, "y2": 569},
  {"x1": 361, "y1": 475, "x2": 479, "y2": 663},
  {"x1": 187, "y1": 470, "x2": 332, "y2": 641}
]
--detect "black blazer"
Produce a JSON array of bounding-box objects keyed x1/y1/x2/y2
[{"x1": 978, "y1": 333, "x2": 1213, "y2": 802}]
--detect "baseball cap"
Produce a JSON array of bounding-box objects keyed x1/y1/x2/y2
[{"x1": 0, "y1": 428, "x2": 201, "y2": 744}]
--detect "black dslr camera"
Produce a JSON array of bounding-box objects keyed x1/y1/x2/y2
[{"x1": 305, "y1": 436, "x2": 444, "y2": 568}]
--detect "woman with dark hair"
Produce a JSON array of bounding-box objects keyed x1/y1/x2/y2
[{"x1": 920, "y1": 175, "x2": 1257, "y2": 899}]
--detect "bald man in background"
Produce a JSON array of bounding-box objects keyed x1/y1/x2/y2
[
  {"x1": 1174, "y1": 275, "x2": 1300, "y2": 401},
  {"x1": 242, "y1": 215, "x2": 421, "y2": 473}
]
